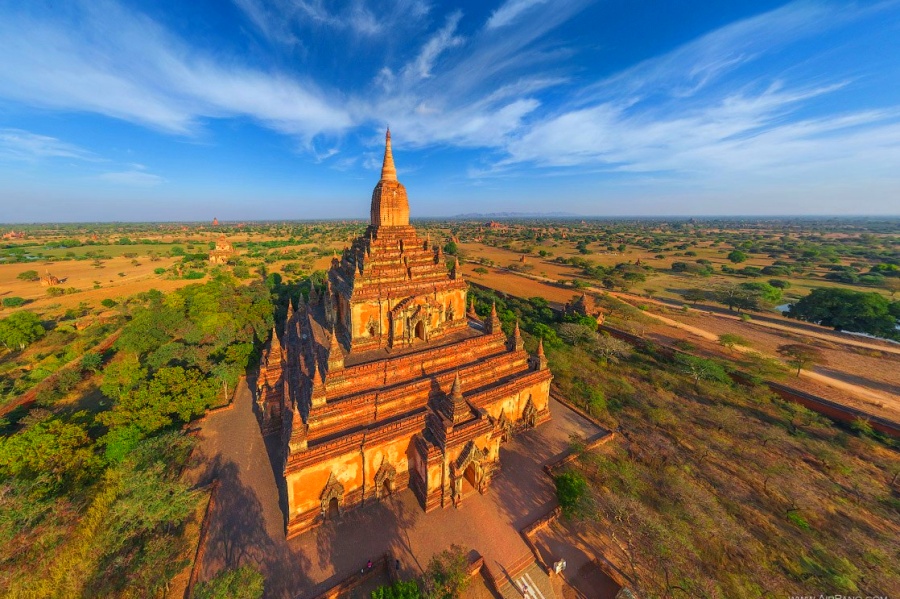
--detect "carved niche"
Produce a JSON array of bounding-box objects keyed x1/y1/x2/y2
[
  {"x1": 374, "y1": 461, "x2": 397, "y2": 500},
  {"x1": 450, "y1": 441, "x2": 487, "y2": 506},
  {"x1": 497, "y1": 408, "x2": 513, "y2": 442},
  {"x1": 522, "y1": 395, "x2": 537, "y2": 429},
  {"x1": 320, "y1": 472, "x2": 345, "y2": 518}
]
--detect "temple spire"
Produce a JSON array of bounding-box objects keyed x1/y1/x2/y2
[{"x1": 381, "y1": 128, "x2": 397, "y2": 182}]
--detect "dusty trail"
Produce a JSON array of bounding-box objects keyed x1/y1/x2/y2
[
  {"x1": 504, "y1": 268, "x2": 900, "y2": 356},
  {"x1": 480, "y1": 267, "x2": 899, "y2": 415},
  {"x1": 628, "y1": 306, "x2": 896, "y2": 409}
]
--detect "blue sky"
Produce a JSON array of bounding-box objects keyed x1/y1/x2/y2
[{"x1": 1, "y1": 0, "x2": 899, "y2": 222}]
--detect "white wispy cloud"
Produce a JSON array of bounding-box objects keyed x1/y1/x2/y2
[
  {"x1": 0, "y1": 129, "x2": 97, "y2": 162},
  {"x1": 492, "y1": 1, "x2": 900, "y2": 188},
  {"x1": 486, "y1": 0, "x2": 549, "y2": 30},
  {"x1": 233, "y1": 0, "x2": 431, "y2": 41},
  {"x1": 0, "y1": 1, "x2": 351, "y2": 138},
  {"x1": 360, "y1": 0, "x2": 589, "y2": 150},
  {"x1": 98, "y1": 170, "x2": 165, "y2": 186},
  {"x1": 403, "y1": 11, "x2": 464, "y2": 80}
]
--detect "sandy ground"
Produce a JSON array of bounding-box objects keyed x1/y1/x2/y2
[
  {"x1": 0, "y1": 256, "x2": 190, "y2": 313},
  {"x1": 462, "y1": 266, "x2": 900, "y2": 424}
]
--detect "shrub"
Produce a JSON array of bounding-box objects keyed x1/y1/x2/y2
[
  {"x1": 17, "y1": 270, "x2": 40, "y2": 281},
  {"x1": 81, "y1": 352, "x2": 103, "y2": 373},
  {"x1": 193, "y1": 565, "x2": 264, "y2": 599},
  {"x1": 2, "y1": 297, "x2": 27, "y2": 308},
  {"x1": 372, "y1": 580, "x2": 421, "y2": 599},
  {"x1": 555, "y1": 471, "x2": 590, "y2": 518},
  {"x1": 101, "y1": 298, "x2": 117, "y2": 308}
]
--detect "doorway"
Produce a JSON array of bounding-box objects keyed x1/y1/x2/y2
[{"x1": 327, "y1": 497, "x2": 339, "y2": 519}]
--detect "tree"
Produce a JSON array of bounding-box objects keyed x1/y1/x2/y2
[
  {"x1": 682, "y1": 288, "x2": 707, "y2": 307},
  {"x1": 193, "y1": 566, "x2": 264, "y2": 599},
  {"x1": 739, "y1": 281, "x2": 782, "y2": 306},
  {"x1": 99, "y1": 366, "x2": 220, "y2": 435},
  {"x1": 592, "y1": 334, "x2": 632, "y2": 363},
  {"x1": 555, "y1": 471, "x2": 591, "y2": 519},
  {"x1": 101, "y1": 353, "x2": 147, "y2": 401},
  {"x1": 712, "y1": 283, "x2": 750, "y2": 312},
  {"x1": 0, "y1": 414, "x2": 98, "y2": 494},
  {"x1": 17, "y1": 270, "x2": 39, "y2": 281},
  {"x1": 777, "y1": 344, "x2": 825, "y2": 376},
  {"x1": 675, "y1": 354, "x2": 731, "y2": 391},
  {"x1": 787, "y1": 288, "x2": 898, "y2": 340},
  {"x1": 728, "y1": 250, "x2": 748, "y2": 263},
  {"x1": 423, "y1": 545, "x2": 469, "y2": 599},
  {"x1": 0, "y1": 310, "x2": 45, "y2": 350},
  {"x1": 557, "y1": 323, "x2": 596, "y2": 346},
  {"x1": 443, "y1": 241, "x2": 458, "y2": 256},
  {"x1": 718, "y1": 333, "x2": 748, "y2": 354},
  {"x1": 372, "y1": 581, "x2": 421, "y2": 599},
  {"x1": 81, "y1": 352, "x2": 103, "y2": 373}
]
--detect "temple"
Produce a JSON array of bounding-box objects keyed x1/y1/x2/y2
[{"x1": 256, "y1": 130, "x2": 553, "y2": 537}]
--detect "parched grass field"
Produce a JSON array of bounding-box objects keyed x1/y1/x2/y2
[{"x1": 0, "y1": 256, "x2": 186, "y2": 314}]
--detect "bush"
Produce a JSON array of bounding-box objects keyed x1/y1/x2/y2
[
  {"x1": 2, "y1": 297, "x2": 27, "y2": 308},
  {"x1": 372, "y1": 580, "x2": 421, "y2": 599},
  {"x1": 17, "y1": 270, "x2": 39, "y2": 281},
  {"x1": 101, "y1": 298, "x2": 117, "y2": 308},
  {"x1": 555, "y1": 471, "x2": 591, "y2": 518},
  {"x1": 153, "y1": 267, "x2": 166, "y2": 275},
  {"x1": 423, "y1": 545, "x2": 469, "y2": 599},
  {"x1": 193, "y1": 565, "x2": 264, "y2": 599},
  {"x1": 183, "y1": 271, "x2": 206, "y2": 280},
  {"x1": 46, "y1": 286, "x2": 64, "y2": 297},
  {"x1": 81, "y1": 352, "x2": 103, "y2": 373}
]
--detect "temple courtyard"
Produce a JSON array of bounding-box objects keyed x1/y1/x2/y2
[{"x1": 186, "y1": 379, "x2": 610, "y2": 598}]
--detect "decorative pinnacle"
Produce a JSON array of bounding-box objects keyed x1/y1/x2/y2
[
  {"x1": 451, "y1": 371, "x2": 463, "y2": 399},
  {"x1": 514, "y1": 320, "x2": 521, "y2": 338},
  {"x1": 490, "y1": 302, "x2": 498, "y2": 318},
  {"x1": 380, "y1": 128, "x2": 397, "y2": 182},
  {"x1": 537, "y1": 337, "x2": 545, "y2": 356}
]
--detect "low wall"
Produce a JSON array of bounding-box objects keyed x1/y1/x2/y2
[{"x1": 601, "y1": 324, "x2": 900, "y2": 439}]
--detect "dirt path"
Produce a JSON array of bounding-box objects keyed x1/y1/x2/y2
[
  {"x1": 627, "y1": 307, "x2": 897, "y2": 408},
  {"x1": 495, "y1": 267, "x2": 900, "y2": 357},
  {"x1": 471, "y1": 267, "x2": 899, "y2": 419}
]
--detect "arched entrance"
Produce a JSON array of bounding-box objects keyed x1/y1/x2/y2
[
  {"x1": 320, "y1": 472, "x2": 344, "y2": 521},
  {"x1": 327, "y1": 497, "x2": 339, "y2": 519},
  {"x1": 462, "y1": 463, "x2": 477, "y2": 495},
  {"x1": 414, "y1": 320, "x2": 425, "y2": 340}
]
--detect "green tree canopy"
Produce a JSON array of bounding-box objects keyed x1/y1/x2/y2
[
  {"x1": 0, "y1": 310, "x2": 45, "y2": 350},
  {"x1": 98, "y1": 366, "x2": 220, "y2": 436},
  {"x1": 787, "y1": 288, "x2": 899, "y2": 340},
  {"x1": 0, "y1": 413, "x2": 98, "y2": 494}
]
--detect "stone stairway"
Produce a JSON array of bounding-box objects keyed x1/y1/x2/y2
[{"x1": 499, "y1": 562, "x2": 558, "y2": 599}]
